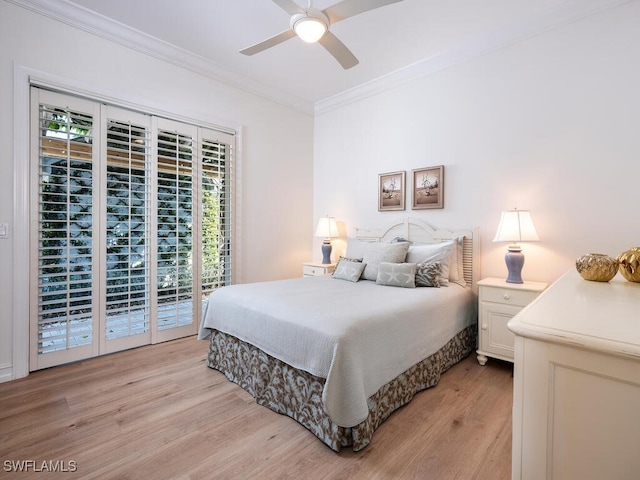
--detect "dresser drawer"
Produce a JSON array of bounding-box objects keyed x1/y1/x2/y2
[{"x1": 480, "y1": 286, "x2": 539, "y2": 307}]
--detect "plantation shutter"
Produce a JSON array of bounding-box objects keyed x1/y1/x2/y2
[
  {"x1": 154, "y1": 119, "x2": 199, "y2": 341},
  {"x1": 31, "y1": 91, "x2": 101, "y2": 369},
  {"x1": 30, "y1": 88, "x2": 234, "y2": 370},
  {"x1": 201, "y1": 130, "x2": 234, "y2": 309},
  {"x1": 102, "y1": 107, "x2": 152, "y2": 353}
]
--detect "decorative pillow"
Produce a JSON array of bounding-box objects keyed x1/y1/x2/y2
[
  {"x1": 415, "y1": 261, "x2": 442, "y2": 287},
  {"x1": 448, "y1": 236, "x2": 467, "y2": 287},
  {"x1": 390, "y1": 236, "x2": 411, "y2": 244},
  {"x1": 406, "y1": 241, "x2": 453, "y2": 285},
  {"x1": 333, "y1": 259, "x2": 366, "y2": 282},
  {"x1": 361, "y1": 241, "x2": 410, "y2": 281},
  {"x1": 376, "y1": 262, "x2": 417, "y2": 288},
  {"x1": 337, "y1": 255, "x2": 363, "y2": 263}
]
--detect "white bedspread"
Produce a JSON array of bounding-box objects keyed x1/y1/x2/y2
[{"x1": 198, "y1": 275, "x2": 475, "y2": 427}]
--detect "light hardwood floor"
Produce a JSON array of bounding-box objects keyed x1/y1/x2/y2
[{"x1": 0, "y1": 337, "x2": 513, "y2": 480}]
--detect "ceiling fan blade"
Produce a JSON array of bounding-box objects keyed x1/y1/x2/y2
[
  {"x1": 272, "y1": 0, "x2": 305, "y2": 16},
  {"x1": 240, "y1": 29, "x2": 297, "y2": 56},
  {"x1": 318, "y1": 31, "x2": 359, "y2": 69},
  {"x1": 324, "y1": 0, "x2": 403, "y2": 24}
]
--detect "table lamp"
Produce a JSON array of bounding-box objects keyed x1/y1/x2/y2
[
  {"x1": 493, "y1": 209, "x2": 539, "y2": 284},
  {"x1": 315, "y1": 216, "x2": 339, "y2": 264}
]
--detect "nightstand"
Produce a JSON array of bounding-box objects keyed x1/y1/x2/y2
[
  {"x1": 302, "y1": 262, "x2": 336, "y2": 277},
  {"x1": 476, "y1": 277, "x2": 547, "y2": 365}
]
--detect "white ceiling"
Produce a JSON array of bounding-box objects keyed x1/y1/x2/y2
[{"x1": 17, "y1": 0, "x2": 630, "y2": 112}]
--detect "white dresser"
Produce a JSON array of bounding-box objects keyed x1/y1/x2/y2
[{"x1": 508, "y1": 269, "x2": 640, "y2": 480}]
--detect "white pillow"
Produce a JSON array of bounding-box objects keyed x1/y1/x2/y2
[
  {"x1": 406, "y1": 241, "x2": 453, "y2": 285},
  {"x1": 345, "y1": 238, "x2": 369, "y2": 260},
  {"x1": 448, "y1": 236, "x2": 467, "y2": 287}
]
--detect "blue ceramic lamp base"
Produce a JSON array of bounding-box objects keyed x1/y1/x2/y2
[
  {"x1": 321, "y1": 240, "x2": 332, "y2": 264},
  {"x1": 505, "y1": 246, "x2": 525, "y2": 284}
]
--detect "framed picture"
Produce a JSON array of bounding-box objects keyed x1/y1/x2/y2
[
  {"x1": 378, "y1": 171, "x2": 405, "y2": 211},
  {"x1": 412, "y1": 165, "x2": 444, "y2": 209}
]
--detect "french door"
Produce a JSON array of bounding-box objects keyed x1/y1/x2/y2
[{"x1": 29, "y1": 88, "x2": 233, "y2": 370}]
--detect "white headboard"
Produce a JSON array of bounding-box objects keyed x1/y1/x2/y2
[{"x1": 355, "y1": 217, "x2": 480, "y2": 293}]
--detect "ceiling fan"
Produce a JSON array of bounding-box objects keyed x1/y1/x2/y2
[{"x1": 240, "y1": 0, "x2": 404, "y2": 70}]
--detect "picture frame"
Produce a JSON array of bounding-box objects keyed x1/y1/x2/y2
[
  {"x1": 411, "y1": 165, "x2": 444, "y2": 209},
  {"x1": 378, "y1": 171, "x2": 405, "y2": 211}
]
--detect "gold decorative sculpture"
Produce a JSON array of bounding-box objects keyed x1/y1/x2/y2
[
  {"x1": 617, "y1": 247, "x2": 640, "y2": 283},
  {"x1": 576, "y1": 253, "x2": 618, "y2": 282}
]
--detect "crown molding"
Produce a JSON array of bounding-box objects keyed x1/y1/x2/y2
[
  {"x1": 8, "y1": 0, "x2": 633, "y2": 117},
  {"x1": 6, "y1": 0, "x2": 315, "y2": 115},
  {"x1": 314, "y1": 0, "x2": 634, "y2": 115}
]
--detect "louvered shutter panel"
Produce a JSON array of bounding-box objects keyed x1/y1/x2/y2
[
  {"x1": 33, "y1": 94, "x2": 100, "y2": 368},
  {"x1": 104, "y1": 117, "x2": 151, "y2": 341},
  {"x1": 156, "y1": 127, "x2": 195, "y2": 332},
  {"x1": 201, "y1": 133, "x2": 233, "y2": 301}
]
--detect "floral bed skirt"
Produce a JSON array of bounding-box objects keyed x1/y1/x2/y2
[{"x1": 206, "y1": 324, "x2": 476, "y2": 451}]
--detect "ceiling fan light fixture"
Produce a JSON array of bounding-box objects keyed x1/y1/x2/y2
[
  {"x1": 242, "y1": 0, "x2": 404, "y2": 69},
  {"x1": 291, "y1": 10, "x2": 328, "y2": 43}
]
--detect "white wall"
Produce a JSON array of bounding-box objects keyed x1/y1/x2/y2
[
  {"x1": 0, "y1": 2, "x2": 314, "y2": 380},
  {"x1": 314, "y1": 1, "x2": 640, "y2": 285}
]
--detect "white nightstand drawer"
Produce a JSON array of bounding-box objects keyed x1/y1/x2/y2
[
  {"x1": 303, "y1": 265, "x2": 323, "y2": 276},
  {"x1": 302, "y1": 262, "x2": 336, "y2": 277},
  {"x1": 480, "y1": 286, "x2": 539, "y2": 307}
]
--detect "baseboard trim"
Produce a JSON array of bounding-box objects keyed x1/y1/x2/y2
[{"x1": 0, "y1": 364, "x2": 13, "y2": 383}]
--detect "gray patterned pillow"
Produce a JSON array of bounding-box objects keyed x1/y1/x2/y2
[
  {"x1": 338, "y1": 255, "x2": 363, "y2": 263},
  {"x1": 376, "y1": 262, "x2": 417, "y2": 288},
  {"x1": 333, "y1": 259, "x2": 366, "y2": 282},
  {"x1": 415, "y1": 261, "x2": 442, "y2": 287},
  {"x1": 361, "y1": 242, "x2": 410, "y2": 281},
  {"x1": 390, "y1": 236, "x2": 411, "y2": 244},
  {"x1": 406, "y1": 241, "x2": 452, "y2": 285}
]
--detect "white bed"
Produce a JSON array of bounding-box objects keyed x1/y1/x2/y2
[{"x1": 198, "y1": 218, "x2": 479, "y2": 451}]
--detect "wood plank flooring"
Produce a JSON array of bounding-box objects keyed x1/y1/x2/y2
[{"x1": 0, "y1": 336, "x2": 513, "y2": 480}]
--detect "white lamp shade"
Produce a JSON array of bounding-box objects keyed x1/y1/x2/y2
[
  {"x1": 315, "y1": 217, "x2": 339, "y2": 238},
  {"x1": 293, "y1": 17, "x2": 327, "y2": 43},
  {"x1": 493, "y1": 210, "x2": 539, "y2": 243}
]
